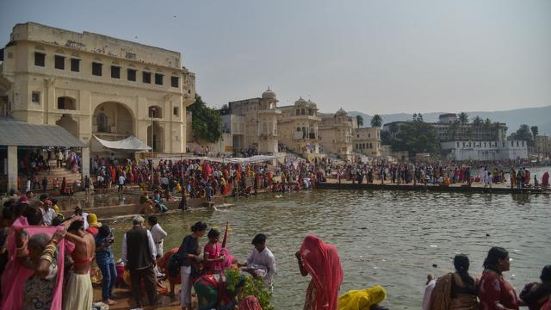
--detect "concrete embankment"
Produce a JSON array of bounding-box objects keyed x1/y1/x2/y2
[{"x1": 318, "y1": 182, "x2": 551, "y2": 194}]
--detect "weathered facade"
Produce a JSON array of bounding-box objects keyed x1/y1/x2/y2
[
  {"x1": 277, "y1": 98, "x2": 321, "y2": 159},
  {"x1": 226, "y1": 89, "x2": 281, "y2": 154},
  {"x1": 0, "y1": 22, "x2": 195, "y2": 155},
  {"x1": 353, "y1": 127, "x2": 381, "y2": 157},
  {"x1": 319, "y1": 108, "x2": 354, "y2": 160},
  {"x1": 441, "y1": 140, "x2": 528, "y2": 161}
]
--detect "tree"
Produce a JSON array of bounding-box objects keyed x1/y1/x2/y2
[
  {"x1": 188, "y1": 94, "x2": 222, "y2": 143},
  {"x1": 472, "y1": 116, "x2": 483, "y2": 126},
  {"x1": 484, "y1": 118, "x2": 492, "y2": 128},
  {"x1": 371, "y1": 114, "x2": 382, "y2": 128},
  {"x1": 458, "y1": 112, "x2": 469, "y2": 125},
  {"x1": 356, "y1": 115, "x2": 364, "y2": 128},
  {"x1": 391, "y1": 120, "x2": 439, "y2": 155},
  {"x1": 509, "y1": 124, "x2": 533, "y2": 142},
  {"x1": 530, "y1": 126, "x2": 539, "y2": 139}
]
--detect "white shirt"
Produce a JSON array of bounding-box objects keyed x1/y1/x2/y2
[
  {"x1": 247, "y1": 247, "x2": 277, "y2": 286},
  {"x1": 422, "y1": 279, "x2": 436, "y2": 310},
  {"x1": 150, "y1": 223, "x2": 168, "y2": 245},
  {"x1": 121, "y1": 228, "x2": 157, "y2": 264}
]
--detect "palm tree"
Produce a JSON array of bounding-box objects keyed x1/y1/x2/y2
[
  {"x1": 458, "y1": 112, "x2": 469, "y2": 125},
  {"x1": 472, "y1": 116, "x2": 483, "y2": 126},
  {"x1": 371, "y1": 114, "x2": 382, "y2": 128},
  {"x1": 356, "y1": 115, "x2": 364, "y2": 128}
]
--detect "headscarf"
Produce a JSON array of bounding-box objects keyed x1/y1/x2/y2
[
  {"x1": 338, "y1": 285, "x2": 387, "y2": 310},
  {"x1": 299, "y1": 235, "x2": 344, "y2": 310}
]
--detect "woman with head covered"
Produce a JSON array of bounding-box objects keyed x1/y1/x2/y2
[{"x1": 296, "y1": 234, "x2": 343, "y2": 310}]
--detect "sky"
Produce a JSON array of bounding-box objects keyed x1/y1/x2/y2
[{"x1": 1, "y1": 0, "x2": 550, "y2": 114}]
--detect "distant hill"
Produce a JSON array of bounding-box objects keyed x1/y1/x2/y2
[{"x1": 349, "y1": 105, "x2": 551, "y2": 135}]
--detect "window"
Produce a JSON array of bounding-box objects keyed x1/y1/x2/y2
[
  {"x1": 70, "y1": 58, "x2": 80, "y2": 72},
  {"x1": 54, "y1": 55, "x2": 65, "y2": 70},
  {"x1": 155, "y1": 73, "x2": 163, "y2": 85},
  {"x1": 127, "y1": 69, "x2": 136, "y2": 81},
  {"x1": 148, "y1": 106, "x2": 162, "y2": 118},
  {"x1": 34, "y1": 52, "x2": 45, "y2": 67},
  {"x1": 173, "y1": 107, "x2": 179, "y2": 116},
  {"x1": 31, "y1": 91, "x2": 40, "y2": 104},
  {"x1": 171, "y1": 76, "x2": 179, "y2": 88},
  {"x1": 111, "y1": 66, "x2": 120, "y2": 79},
  {"x1": 143, "y1": 72, "x2": 151, "y2": 83},
  {"x1": 57, "y1": 97, "x2": 76, "y2": 110},
  {"x1": 92, "y1": 62, "x2": 102, "y2": 76},
  {"x1": 97, "y1": 113, "x2": 109, "y2": 132}
]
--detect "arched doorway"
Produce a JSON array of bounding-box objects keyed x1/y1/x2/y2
[
  {"x1": 92, "y1": 102, "x2": 134, "y2": 138},
  {"x1": 147, "y1": 122, "x2": 164, "y2": 152},
  {"x1": 56, "y1": 114, "x2": 78, "y2": 138}
]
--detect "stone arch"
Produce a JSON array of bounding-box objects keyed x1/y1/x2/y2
[
  {"x1": 92, "y1": 101, "x2": 134, "y2": 137},
  {"x1": 57, "y1": 96, "x2": 77, "y2": 110},
  {"x1": 56, "y1": 114, "x2": 78, "y2": 138},
  {"x1": 147, "y1": 121, "x2": 164, "y2": 152}
]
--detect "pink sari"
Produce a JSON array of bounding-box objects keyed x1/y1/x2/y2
[
  {"x1": 299, "y1": 235, "x2": 343, "y2": 310},
  {"x1": 0, "y1": 217, "x2": 66, "y2": 310}
]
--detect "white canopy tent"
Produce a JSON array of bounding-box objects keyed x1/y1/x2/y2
[{"x1": 92, "y1": 135, "x2": 151, "y2": 152}]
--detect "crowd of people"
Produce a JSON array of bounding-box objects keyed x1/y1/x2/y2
[
  {"x1": 423, "y1": 248, "x2": 551, "y2": 310},
  {"x1": 335, "y1": 160, "x2": 550, "y2": 189}
]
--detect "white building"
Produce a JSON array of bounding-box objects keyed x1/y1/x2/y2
[{"x1": 441, "y1": 140, "x2": 528, "y2": 161}]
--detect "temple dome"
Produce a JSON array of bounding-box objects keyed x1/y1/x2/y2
[{"x1": 262, "y1": 88, "x2": 276, "y2": 99}]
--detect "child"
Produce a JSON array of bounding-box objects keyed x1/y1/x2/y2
[{"x1": 203, "y1": 229, "x2": 224, "y2": 274}]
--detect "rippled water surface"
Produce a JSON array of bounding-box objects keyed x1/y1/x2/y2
[{"x1": 110, "y1": 187, "x2": 551, "y2": 309}]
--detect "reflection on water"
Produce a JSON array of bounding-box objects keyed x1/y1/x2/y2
[{"x1": 108, "y1": 189, "x2": 551, "y2": 309}]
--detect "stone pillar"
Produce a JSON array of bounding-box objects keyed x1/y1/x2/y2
[
  {"x1": 7, "y1": 146, "x2": 18, "y2": 191},
  {"x1": 81, "y1": 147, "x2": 90, "y2": 178}
]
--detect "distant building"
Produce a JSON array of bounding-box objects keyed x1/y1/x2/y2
[
  {"x1": 353, "y1": 127, "x2": 381, "y2": 157},
  {"x1": 535, "y1": 135, "x2": 551, "y2": 156},
  {"x1": 318, "y1": 108, "x2": 354, "y2": 161},
  {"x1": 224, "y1": 89, "x2": 281, "y2": 154},
  {"x1": 277, "y1": 98, "x2": 321, "y2": 159},
  {"x1": 382, "y1": 114, "x2": 507, "y2": 143},
  {"x1": 441, "y1": 140, "x2": 528, "y2": 161}
]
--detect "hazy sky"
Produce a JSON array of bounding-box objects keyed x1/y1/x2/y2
[{"x1": 1, "y1": 0, "x2": 550, "y2": 114}]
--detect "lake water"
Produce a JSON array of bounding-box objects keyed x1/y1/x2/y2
[{"x1": 109, "y1": 184, "x2": 551, "y2": 309}]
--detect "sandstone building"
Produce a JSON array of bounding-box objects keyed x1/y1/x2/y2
[{"x1": 0, "y1": 22, "x2": 195, "y2": 155}]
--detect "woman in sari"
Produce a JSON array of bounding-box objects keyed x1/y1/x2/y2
[
  {"x1": 479, "y1": 247, "x2": 519, "y2": 310},
  {"x1": 449, "y1": 254, "x2": 479, "y2": 309},
  {"x1": 296, "y1": 235, "x2": 343, "y2": 310}
]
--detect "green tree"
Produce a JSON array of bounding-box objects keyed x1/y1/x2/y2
[
  {"x1": 371, "y1": 114, "x2": 382, "y2": 127},
  {"x1": 530, "y1": 126, "x2": 539, "y2": 139},
  {"x1": 509, "y1": 124, "x2": 534, "y2": 144},
  {"x1": 458, "y1": 112, "x2": 469, "y2": 124},
  {"x1": 391, "y1": 120, "x2": 439, "y2": 155},
  {"x1": 472, "y1": 116, "x2": 483, "y2": 126},
  {"x1": 356, "y1": 115, "x2": 364, "y2": 127},
  {"x1": 484, "y1": 118, "x2": 492, "y2": 128},
  {"x1": 188, "y1": 94, "x2": 222, "y2": 143}
]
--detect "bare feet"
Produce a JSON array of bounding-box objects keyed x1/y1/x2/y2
[{"x1": 103, "y1": 299, "x2": 116, "y2": 305}]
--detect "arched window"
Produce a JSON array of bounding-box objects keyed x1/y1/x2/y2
[
  {"x1": 149, "y1": 106, "x2": 162, "y2": 118},
  {"x1": 97, "y1": 112, "x2": 109, "y2": 132},
  {"x1": 57, "y1": 96, "x2": 76, "y2": 110}
]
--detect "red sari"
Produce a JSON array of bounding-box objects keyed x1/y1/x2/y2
[
  {"x1": 479, "y1": 270, "x2": 519, "y2": 310},
  {"x1": 299, "y1": 235, "x2": 343, "y2": 310}
]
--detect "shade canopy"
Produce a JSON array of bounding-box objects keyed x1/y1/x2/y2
[
  {"x1": 0, "y1": 118, "x2": 85, "y2": 148},
  {"x1": 93, "y1": 135, "x2": 151, "y2": 151}
]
